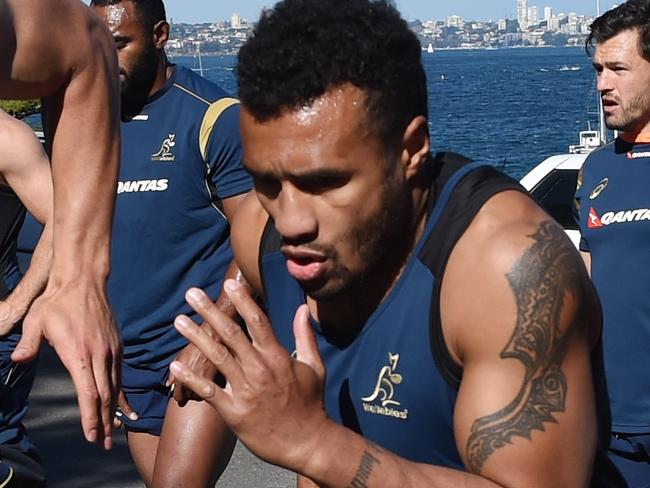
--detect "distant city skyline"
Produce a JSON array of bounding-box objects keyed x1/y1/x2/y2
[{"x1": 160, "y1": 0, "x2": 620, "y2": 23}]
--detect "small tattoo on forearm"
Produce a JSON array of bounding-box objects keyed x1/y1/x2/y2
[{"x1": 347, "y1": 450, "x2": 381, "y2": 488}]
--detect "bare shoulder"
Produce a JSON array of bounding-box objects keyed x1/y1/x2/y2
[
  {"x1": 441, "y1": 189, "x2": 596, "y2": 362},
  {"x1": 0, "y1": 0, "x2": 113, "y2": 97},
  {"x1": 231, "y1": 192, "x2": 270, "y2": 294},
  {"x1": 443, "y1": 190, "x2": 599, "y2": 484}
]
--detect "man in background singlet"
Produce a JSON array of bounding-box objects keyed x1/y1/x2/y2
[
  {"x1": 575, "y1": 1, "x2": 650, "y2": 485},
  {"x1": 90, "y1": 1, "x2": 252, "y2": 485},
  {"x1": 169, "y1": 1, "x2": 618, "y2": 486},
  {"x1": 0, "y1": 0, "x2": 122, "y2": 451}
]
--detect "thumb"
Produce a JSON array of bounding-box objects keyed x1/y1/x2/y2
[
  {"x1": 293, "y1": 305, "x2": 324, "y2": 380},
  {"x1": 11, "y1": 319, "x2": 43, "y2": 363}
]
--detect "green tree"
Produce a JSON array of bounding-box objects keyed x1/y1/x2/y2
[{"x1": 0, "y1": 99, "x2": 40, "y2": 118}]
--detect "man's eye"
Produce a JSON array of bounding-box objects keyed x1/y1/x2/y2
[
  {"x1": 299, "y1": 176, "x2": 348, "y2": 194},
  {"x1": 254, "y1": 176, "x2": 281, "y2": 197}
]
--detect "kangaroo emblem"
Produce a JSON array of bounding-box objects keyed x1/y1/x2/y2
[
  {"x1": 361, "y1": 353, "x2": 403, "y2": 407},
  {"x1": 151, "y1": 134, "x2": 176, "y2": 161}
]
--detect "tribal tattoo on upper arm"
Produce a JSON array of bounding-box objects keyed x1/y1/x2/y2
[{"x1": 466, "y1": 221, "x2": 585, "y2": 474}]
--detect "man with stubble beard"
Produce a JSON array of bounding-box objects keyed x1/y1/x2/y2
[
  {"x1": 169, "y1": 0, "x2": 620, "y2": 486},
  {"x1": 90, "y1": 1, "x2": 252, "y2": 486},
  {"x1": 575, "y1": 1, "x2": 650, "y2": 485}
]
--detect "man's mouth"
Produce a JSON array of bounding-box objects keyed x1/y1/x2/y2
[
  {"x1": 283, "y1": 250, "x2": 327, "y2": 282},
  {"x1": 602, "y1": 97, "x2": 618, "y2": 108}
]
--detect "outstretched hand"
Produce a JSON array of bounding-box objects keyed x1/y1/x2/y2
[
  {"x1": 11, "y1": 280, "x2": 121, "y2": 450},
  {"x1": 170, "y1": 281, "x2": 331, "y2": 472}
]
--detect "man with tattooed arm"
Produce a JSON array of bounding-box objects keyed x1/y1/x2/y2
[{"x1": 170, "y1": 0, "x2": 617, "y2": 486}]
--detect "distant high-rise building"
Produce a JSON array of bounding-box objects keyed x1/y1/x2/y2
[
  {"x1": 231, "y1": 13, "x2": 241, "y2": 29},
  {"x1": 446, "y1": 15, "x2": 464, "y2": 29},
  {"x1": 517, "y1": 0, "x2": 529, "y2": 30},
  {"x1": 498, "y1": 19, "x2": 508, "y2": 31},
  {"x1": 528, "y1": 5, "x2": 539, "y2": 24},
  {"x1": 544, "y1": 6, "x2": 553, "y2": 20}
]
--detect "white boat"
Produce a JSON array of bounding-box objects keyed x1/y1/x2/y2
[
  {"x1": 519, "y1": 115, "x2": 607, "y2": 249},
  {"x1": 519, "y1": 151, "x2": 589, "y2": 247},
  {"x1": 427, "y1": 43, "x2": 434, "y2": 54}
]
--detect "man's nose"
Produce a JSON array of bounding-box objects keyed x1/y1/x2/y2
[{"x1": 274, "y1": 186, "x2": 318, "y2": 243}]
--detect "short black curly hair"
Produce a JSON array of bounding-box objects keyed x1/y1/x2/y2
[
  {"x1": 237, "y1": 0, "x2": 427, "y2": 150},
  {"x1": 587, "y1": 0, "x2": 650, "y2": 60}
]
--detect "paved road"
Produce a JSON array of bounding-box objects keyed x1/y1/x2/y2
[{"x1": 24, "y1": 345, "x2": 295, "y2": 487}]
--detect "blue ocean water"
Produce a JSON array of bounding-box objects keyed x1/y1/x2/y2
[{"x1": 174, "y1": 46, "x2": 599, "y2": 179}]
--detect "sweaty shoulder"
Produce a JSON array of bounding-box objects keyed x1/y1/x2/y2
[{"x1": 231, "y1": 192, "x2": 269, "y2": 294}]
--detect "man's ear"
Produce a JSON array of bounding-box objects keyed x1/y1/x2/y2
[
  {"x1": 153, "y1": 20, "x2": 169, "y2": 49},
  {"x1": 400, "y1": 116, "x2": 430, "y2": 180}
]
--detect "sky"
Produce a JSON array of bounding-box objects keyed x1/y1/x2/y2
[{"x1": 159, "y1": 1, "x2": 621, "y2": 24}]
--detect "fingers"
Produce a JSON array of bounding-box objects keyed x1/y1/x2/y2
[
  {"x1": 174, "y1": 314, "x2": 245, "y2": 388},
  {"x1": 221, "y1": 280, "x2": 276, "y2": 349},
  {"x1": 90, "y1": 344, "x2": 118, "y2": 450},
  {"x1": 11, "y1": 316, "x2": 43, "y2": 363},
  {"x1": 293, "y1": 305, "x2": 326, "y2": 381},
  {"x1": 117, "y1": 389, "x2": 138, "y2": 421},
  {"x1": 64, "y1": 354, "x2": 103, "y2": 446},
  {"x1": 169, "y1": 360, "x2": 229, "y2": 410},
  {"x1": 113, "y1": 389, "x2": 138, "y2": 429},
  {"x1": 185, "y1": 287, "x2": 263, "y2": 368},
  {"x1": 168, "y1": 343, "x2": 215, "y2": 405}
]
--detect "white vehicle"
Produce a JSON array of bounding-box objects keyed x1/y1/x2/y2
[{"x1": 520, "y1": 152, "x2": 587, "y2": 247}]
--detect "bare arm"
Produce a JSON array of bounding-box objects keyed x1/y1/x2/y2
[
  {"x1": 442, "y1": 192, "x2": 598, "y2": 486},
  {"x1": 0, "y1": 111, "x2": 52, "y2": 333},
  {"x1": 1, "y1": 0, "x2": 121, "y2": 450}
]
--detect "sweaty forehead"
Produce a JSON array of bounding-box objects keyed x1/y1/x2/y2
[
  {"x1": 241, "y1": 86, "x2": 386, "y2": 175},
  {"x1": 106, "y1": 4, "x2": 126, "y2": 29},
  {"x1": 94, "y1": 2, "x2": 138, "y2": 33}
]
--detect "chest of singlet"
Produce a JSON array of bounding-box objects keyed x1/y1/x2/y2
[
  {"x1": 259, "y1": 155, "x2": 524, "y2": 468},
  {"x1": 576, "y1": 140, "x2": 650, "y2": 432},
  {"x1": 0, "y1": 184, "x2": 25, "y2": 300}
]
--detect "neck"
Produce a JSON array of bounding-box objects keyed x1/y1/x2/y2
[
  {"x1": 621, "y1": 130, "x2": 650, "y2": 144},
  {"x1": 149, "y1": 53, "x2": 172, "y2": 98}
]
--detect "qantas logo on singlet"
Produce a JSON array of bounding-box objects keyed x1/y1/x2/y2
[
  {"x1": 151, "y1": 134, "x2": 176, "y2": 162},
  {"x1": 627, "y1": 151, "x2": 650, "y2": 159},
  {"x1": 361, "y1": 353, "x2": 409, "y2": 420},
  {"x1": 117, "y1": 179, "x2": 169, "y2": 194},
  {"x1": 588, "y1": 206, "x2": 650, "y2": 229}
]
